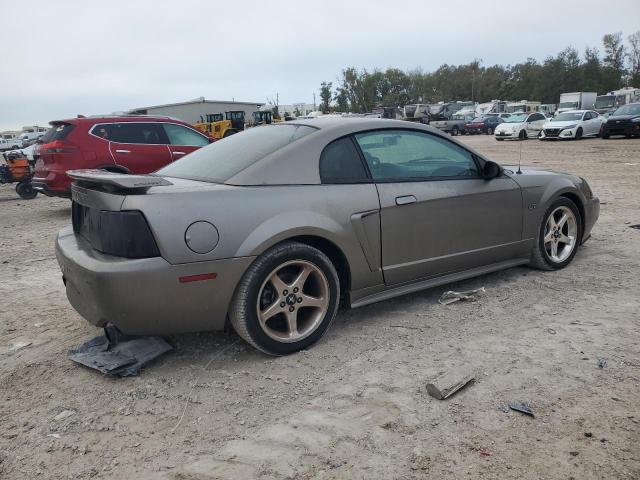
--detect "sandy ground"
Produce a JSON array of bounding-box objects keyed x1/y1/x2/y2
[{"x1": 1, "y1": 134, "x2": 639, "y2": 480}]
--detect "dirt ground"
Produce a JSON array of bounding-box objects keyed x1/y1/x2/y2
[{"x1": 1, "y1": 134, "x2": 639, "y2": 480}]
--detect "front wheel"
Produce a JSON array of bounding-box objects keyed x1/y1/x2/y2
[
  {"x1": 486, "y1": 127, "x2": 493, "y2": 135},
  {"x1": 529, "y1": 197, "x2": 582, "y2": 271},
  {"x1": 16, "y1": 181, "x2": 37, "y2": 200},
  {"x1": 575, "y1": 127, "x2": 583, "y2": 140},
  {"x1": 229, "y1": 241, "x2": 340, "y2": 355},
  {"x1": 519, "y1": 130, "x2": 527, "y2": 140}
]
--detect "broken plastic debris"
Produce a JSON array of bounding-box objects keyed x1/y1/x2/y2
[
  {"x1": 54, "y1": 410, "x2": 76, "y2": 421},
  {"x1": 68, "y1": 326, "x2": 172, "y2": 377},
  {"x1": 438, "y1": 287, "x2": 485, "y2": 305},
  {"x1": 426, "y1": 372, "x2": 475, "y2": 400},
  {"x1": 597, "y1": 359, "x2": 607, "y2": 369},
  {"x1": 508, "y1": 402, "x2": 535, "y2": 417}
]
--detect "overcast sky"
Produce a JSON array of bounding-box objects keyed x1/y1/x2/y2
[{"x1": 1, "y1": 0, "x2": 639, "y2": 131}]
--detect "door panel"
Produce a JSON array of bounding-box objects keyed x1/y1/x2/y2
[
  {"x1": 377, "y1": 177, "x2": 524, "y2": 285},
  {"x1": 108, "y1": 123, "x2": 172, "y2": 174}
]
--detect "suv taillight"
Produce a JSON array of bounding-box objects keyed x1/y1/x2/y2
[{"x1": 45, "y1": 140, "x2": 77, "y2": 154}]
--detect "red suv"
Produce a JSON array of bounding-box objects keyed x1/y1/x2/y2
[{"x1": 33, "y1": 115, "x2": 212, "y2": 197}]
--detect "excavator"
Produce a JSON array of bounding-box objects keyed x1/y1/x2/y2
[{"x1": 193, "y1": 111, "x2": 246, "y2": 140}]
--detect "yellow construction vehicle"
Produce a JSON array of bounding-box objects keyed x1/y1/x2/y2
[{"x1": 193, "y1": 111, "x2": 246, "y2": 140}]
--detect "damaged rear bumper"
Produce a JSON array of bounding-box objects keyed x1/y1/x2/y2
[{"x1": 56, "y1": 226, "x2": 255, "y2": 335}]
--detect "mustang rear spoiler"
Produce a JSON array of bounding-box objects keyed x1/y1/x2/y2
[{"x1": 67, "y1": 170, "x2": 173, "y2": 191}]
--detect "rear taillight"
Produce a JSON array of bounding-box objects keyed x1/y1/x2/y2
[
  {"x1": 72, "y1": 203, "x2": 160, "y2": 258},
  {"x1": 45, "y1": 140, "x2": 77, "y2": 154}
]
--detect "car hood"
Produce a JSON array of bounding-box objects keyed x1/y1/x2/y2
[
  {"x1": 606, "y1": 114, "x2": 640, "y2": 122},
  {"x1": 543, "y1": 121, "x2": 579, "y2": 129}
]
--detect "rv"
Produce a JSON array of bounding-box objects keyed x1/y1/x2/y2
[
  {"x1": 428, "y1": 101, "x2": 474, "y2": 121},
  {"x1": 594, "y1": 87, "x2": 640, "y2": 115},
  {"x1": 505, "y1": 100, "x2": 542, "y2": 113},
  {"x1": 557, "y1": 92, "x2": 597, "y2": 114},
  {"x1": 403, "y1": 104, "x2": 431, "y2": 122},
  {"x1": 476, "y1": 100, "x2": 508, "y2": 116}
]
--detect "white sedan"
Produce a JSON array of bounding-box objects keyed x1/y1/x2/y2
[
  {"x1": 539, "y1": 110, "x2": 605, "y2": 140},
  {"x1": 494, "y1": 112, "x2": 547, "y2": 140}
]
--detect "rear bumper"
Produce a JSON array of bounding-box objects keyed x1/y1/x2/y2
[
  {"x1": 32, "y1": 170, "x2": 72, "y2": 197},
  {"x1": 56, "y1": 226, "x2": 255, "y2": 335},
  {"x1": 582, "y1": 197, "x2": 599, "y2": 244}
]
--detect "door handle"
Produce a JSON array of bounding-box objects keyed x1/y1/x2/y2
[
  {"x1": 115, "y1": 149, "x2": 130, "y2": 154},
  {"x1": 395, "y1": 195, "x2": 417, "y2": 206},
  {"x1": 173, "y1": 151, "x2": 186, "y2": 156}
]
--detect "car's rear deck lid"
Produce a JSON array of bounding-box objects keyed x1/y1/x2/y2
[{"x1": 67, "y1": 170, "x2": 173, "y2": 192}]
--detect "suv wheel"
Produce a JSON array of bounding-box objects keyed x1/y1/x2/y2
[{"x1": 229, "y1": 241, "x2": 340, "y2": 355}]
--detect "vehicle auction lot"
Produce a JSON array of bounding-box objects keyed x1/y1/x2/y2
[{"x1": 1, "y1": 135, "x2": 639, "y2": 479}]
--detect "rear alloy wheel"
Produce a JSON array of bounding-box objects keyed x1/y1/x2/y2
[
  {"x1": 229, "y1": 241, "x2": 339, "y2": 355},
  {"x1": 529, "y1": 198, "x2": 581, "y2": 270},
  {"x1": 15, "y1": 181, "x2": 37, "y2": 200}
]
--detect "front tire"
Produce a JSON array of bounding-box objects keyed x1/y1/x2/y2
[
  {"x1": 451, "y1": 126, "x2": 459, "y2": 136},
  {"x1": 529, "y1": 197, "x2": 582, "y2": 271},
  {"x1": 519, "y1": 130, "x2": 527, "y2": 140},
  {"x1": 229, "y1": 241, "x2": 340, "y2": 355},
  {"x1": 575, "y1": 127, "x2": 583, "y2": 140}
]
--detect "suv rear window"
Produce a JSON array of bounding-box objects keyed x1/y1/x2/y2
[
  {"x1": 157, "y1": 124, "x2": 316, "y2": 183},
  {"x1": 40, "y1": 123, "x2": 74, "y2": 143}
]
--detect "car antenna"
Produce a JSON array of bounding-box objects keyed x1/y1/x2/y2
[{"x1": 517, "y1": 141, "x2": 523, "y2": 174}]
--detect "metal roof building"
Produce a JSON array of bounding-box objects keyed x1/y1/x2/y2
[{"x1": 127, "y1": 97, "x2": 265, "y2": 125}]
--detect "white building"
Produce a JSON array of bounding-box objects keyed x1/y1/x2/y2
[{"x1": 127, "y1": 97, "x2": 265, "y2": 125}]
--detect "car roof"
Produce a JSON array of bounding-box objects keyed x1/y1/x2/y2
[
  {"x1": 226, "y1": 117, "x2": 492, "y2": 186},
  {"x1": 48, "y1": 115, "x2": 186, "y2": 126}
]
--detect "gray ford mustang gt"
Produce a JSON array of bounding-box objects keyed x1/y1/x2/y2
[{"x1": 56, "y1": 117, "x2": 599, "y2": 355}]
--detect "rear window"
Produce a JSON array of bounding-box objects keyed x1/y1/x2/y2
[
  {"x1": 40, "y1": 124, "x2": 74, "y2": 143},
  {"x1": 157, "y1": 124, "x2": 316, "y2": 183}
]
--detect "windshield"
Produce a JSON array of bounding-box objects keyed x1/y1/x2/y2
[
  {"x1": 157, "y1": 124, "x2": 316, "y2": 183},
  {"x1": 613, "y1": 104, "x2": 640, "y2": 116},
  {"x1": 595, "y1": 96, "x2": 615, "y2": 109},
  {"x1": 429, "y1": 105, "x2": 444, "y2": 114},
  {"x1": 504, "y1": 113, "x2": 528, "y2": 123},
  {"x1": 552, "y1": 112, "x2": 583, "y2": 122},
  {"x1": 469, "y1": 117, "x2": 485, "y2": 123}
]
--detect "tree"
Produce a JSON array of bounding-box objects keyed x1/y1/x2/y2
[
  {"x1": 627, "y1": 30, "x2": 640, "y2": 86},
  {"x1": 602, "y1": 32, "x2": 626, "y2": 87},
  {"x1": 319, "y1": 81, "x2": 333, "y2": 113}
]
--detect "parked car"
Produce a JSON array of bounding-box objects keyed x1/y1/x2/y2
[
  {"x1": 0, "y1": 138, "x2": 21, "y2": 151},
  {"x1": 56, "y1": 117, "x2": 599, "y2": 355},
  {"x1": 539, "y1": 110, "x2": 605, "y2": 140},
  {"x1": 494, "y1": 112, "x2": 547, "y2": 140},
  {"x1": 32, "y1": 116, "x2": 212, "y2": 197},
  {"x1": 431, "y1": 113, "x2": 474, "y2": 136},
  {"x1": 601, "y1": 103, "x2": 640, "y2": 139},
  {"x1": 465, "y1": 116, "x2": 503, "y2": 135}
]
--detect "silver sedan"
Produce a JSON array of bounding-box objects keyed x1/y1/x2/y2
[{"x1": 56, "y1": 118, "x2": 599, "y2": 355}]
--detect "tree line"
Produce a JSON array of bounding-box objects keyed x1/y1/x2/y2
[{"x1": 318, "y1": 31, "x2": 640, "y2": 113}]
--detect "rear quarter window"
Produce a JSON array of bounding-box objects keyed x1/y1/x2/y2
[{"x1": 157, "y1": 124, "x2": 316, "y2": 182}]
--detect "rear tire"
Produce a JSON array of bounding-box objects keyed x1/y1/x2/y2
[
  {"x1": 529, "y1": 197, "x2": 582, "y2": 271},
  {"x1": 229, "y1": 241, "x2": 340, "y2": 355},
  {"x1": 16, "y1": 181, "x2": 37, "y2": 200}
]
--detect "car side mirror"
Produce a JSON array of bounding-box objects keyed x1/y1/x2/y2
[{"x1": 482, "y1": 160, "x2": 501, "y2": 179}]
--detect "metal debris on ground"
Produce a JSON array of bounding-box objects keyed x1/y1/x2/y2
[
  {"x1": 629, "y1": 224, "x2": 640, "y2": 230},
  {"x1": 508, "y1": 402, "x2": 535, "y2": 417},
  {"x1": 438, "y1": 287, "x2": 486, "y2": 305},
  {"x1": 68, "y1": 325, "x2": 173, "y2": 377},
  {"x1": 597, "y1": 359, "x2": 607, "y2": 369},
  {"x1": 426, "y1": 372, "x2": 475, "y2": 400}
]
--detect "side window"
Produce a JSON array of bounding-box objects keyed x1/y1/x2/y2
[
  {"x1": 110, "y1": 123, "x2": 167, "y2": 144},
  {"x1": 584, "y1": 112, "x2": 593, "y2": 120},
  {"x1": 319, "y1": 137, "x2": 369, "y2": 184},
  {"x1": 163, "y1": 124, "x2": 209, "y2": 146},
  {"x1": 91, "y1": 124, "x2": 112, "y2": 140},
  {"x1": 354, "y1": 129, "x2": 479, "y2": 181}
]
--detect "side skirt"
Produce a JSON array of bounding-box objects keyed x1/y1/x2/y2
[{"x1": 350, "y1": 258, "x2": 530, "y2": 309}]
